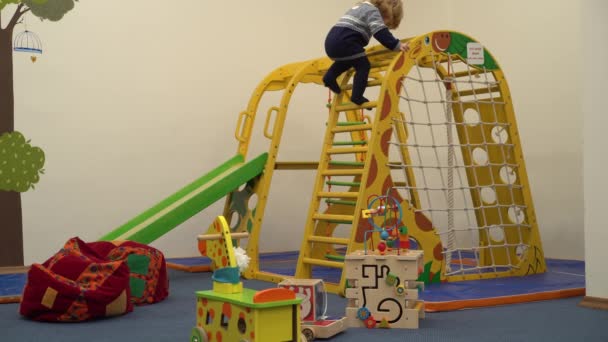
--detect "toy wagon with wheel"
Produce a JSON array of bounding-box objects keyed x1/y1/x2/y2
[
  {"x1": 190, "y1": 216, "x2": 306, "y2": 342},
  {"x1": 192, "y1": 287, "x2": 304, "y2": 342}
]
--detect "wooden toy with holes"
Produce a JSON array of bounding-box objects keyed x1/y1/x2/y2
[
  {"x1": 344, "y1": 249, "x2": 425, "y2": 329},
  {"x1": 191, "y1": 216, "x2": 305, "y2": 342}
]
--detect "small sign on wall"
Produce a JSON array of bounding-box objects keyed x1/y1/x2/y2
[{"x1": 467, "y1": 42, "x2": 485, "y2": 65}]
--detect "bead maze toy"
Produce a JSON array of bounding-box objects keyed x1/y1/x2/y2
[
  {"x1": 344, "y1": 249, "x2": 425, "y2": 329},
  {"x1": 278, "y1": 278, "x2": 347, "y2": 341},
  {"x1": 192, "y1": 216, "x2": 305, "y2": 342},
  {"x1": 343, "y1": 195, "x2": 425, "y2": 329}
]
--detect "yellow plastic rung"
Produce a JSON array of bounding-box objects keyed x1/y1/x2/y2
[
  {"x1": 317, "y1": 191, "x2": 359, "y2": 198},
  {"x1": 321, "y1": 169, "x2": 364, "y2": 176},
  {"x1": 302, "y1": 257, "x2": 344, "y2": 269},
  {"x1": 313, "y1": 213, "x2": 354, "y2": 222},
  {"x1": 308, "y1": 235, "x2": 350, "y2": 245},
  {"x1": 453, "y1": 69, "x2": 483, "y2": 78},
  {"x1": 335, "y1": 101, "x2": 378, "y2": 112},
  {"x1": 341, "y1": 79, "x2": 383, "y2": 90},
  {"x1": 327, "y1": 146, "x2": 368, "y2": 154},
  {"x1": 457, "y1": 86, "x2": 500, "y2": 97},
  {"x1": 331, "y1": 123, "x2": 373, "y2": 133},
  {"x1": 254, "y1": 271, "x2": 287, "y2": 284}
]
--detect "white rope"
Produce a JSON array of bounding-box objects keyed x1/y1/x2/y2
[
  {"x1": 390, "y1": 184, "x2": 523, "y2": 192},
  {"x1": 413, "y1": 61, "x2": 454, "y2": 232},
  {"x1": 393, "y1": 119, "x2": 510, "y2": 128},
  {"x1": 460, "y1": 64, "x2": 512, "y2": 271},
  {"x1": 389, "y1": 140, "x2": 515, "y2": 149},
  {"x1": 480, "y1": 67, "x2": 527, "y2": 250},
  {"x1": 403, "y1": 74, "x2": 500, "y2": 86},
  {"x1": 400, "y1": 62, "x2": 441, "y2": 231},
  {"x1": 392, "y1": 52, "x2": 528, "y2": 277},
  {"x1": 444, "y1": 77, "x2": 455, "y2": 272},
  {"x1": 387, "y1": 162, "x2": 520, "y2": 170},
  {"x1": 399, "y1": 96, "x2": 507, "y2": 105}
]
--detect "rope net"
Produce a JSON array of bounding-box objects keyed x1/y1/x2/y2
[{"x1": 389, "y1": 53, "x2": 530, "y2": 277}]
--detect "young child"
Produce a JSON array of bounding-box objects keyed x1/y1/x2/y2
[{"x1": 323, "y1": 0, "x2": 409, "y2": 105}]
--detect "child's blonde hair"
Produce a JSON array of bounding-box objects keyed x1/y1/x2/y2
[{"x1": 368, "y1": 0, "x2": 404, "y2": 30}]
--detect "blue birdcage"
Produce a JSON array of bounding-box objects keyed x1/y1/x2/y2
[{"x1": 13, "y1": 30, "x2": 43, "y2": 54}]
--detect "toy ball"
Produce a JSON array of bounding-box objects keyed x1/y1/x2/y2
[
  {"x1": 380, "y1": 230, "x2": 389, "y2": 240},
  {"x1": 377, "y1": 242, "x2": 387, "y2": 254}
]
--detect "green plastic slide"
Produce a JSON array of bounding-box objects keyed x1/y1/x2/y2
[{"x1": 99, "y1": 153, "x2": 268, "y2": 244}]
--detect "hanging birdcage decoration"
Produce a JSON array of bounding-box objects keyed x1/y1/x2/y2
[{"x1": 13, "y1": 30, "x2": 43, "y2": 62}]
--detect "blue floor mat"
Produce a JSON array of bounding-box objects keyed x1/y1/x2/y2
[
  {"x1": 421, "y1": 258, "x2": 585, "y2": 302},
  {"x1": 0, "y1": 273, "x2": 26, "y2": 298},
  {"x1": 2, "y1": 255, "x2": 585, "y2": 307}
]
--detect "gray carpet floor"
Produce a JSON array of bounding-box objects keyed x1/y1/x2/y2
[{"x1": 1, "y1": 269, "x2": 607, "y2": 342}]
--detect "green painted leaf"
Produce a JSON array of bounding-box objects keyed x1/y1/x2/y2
[
  {"x1": 416, "y1": 260, "x2": 434, "y2": 283},
  {"x1": 0, "y1": 131, "x2": 45, "y2": 192},
  {"x1": 23, "y1": 0, "x2": 74, "y2": 21},
  {"x1": 0, "y1": 0, "x2": 21, "y2": 12},
  {"x1": 446, "y1": 32, "x2": 499, "y2": 71},
  {"x1": 431, "y1": 269, "x2": 442, "y2": 283}
]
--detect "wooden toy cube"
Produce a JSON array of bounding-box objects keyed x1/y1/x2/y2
[
  {"x1": 344, "y1": 249, "x2": 425, "y2": 329},
  {"x1": 279, "y1": 278, "x2": 325, "y2": 322}
]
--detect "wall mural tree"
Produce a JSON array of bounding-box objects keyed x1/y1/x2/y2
[{"x1": 0, "y1": 0, "x2": 77, "y2": 266}]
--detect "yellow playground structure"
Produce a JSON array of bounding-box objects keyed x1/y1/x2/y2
[
  {"x1": 226, "y1": 30, "x2": 546, "y2": 295},
  {"x1": 102, "y1": 30, "x2": 546, "y2": 297}
]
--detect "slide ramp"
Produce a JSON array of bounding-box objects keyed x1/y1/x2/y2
[{"x1": 99, "y1": 153, "x2": 267, "y2": 244}]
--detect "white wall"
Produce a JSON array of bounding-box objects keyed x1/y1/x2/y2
[
  {"x1": 444, "y1": 0, "x2": 584, "y2": 260},
  {"x1": 583, "y1": 0, "x2": 608, "y2": 299},
  {"x1": 8, "y1": 1, "x2": 583, "y2": 264}
]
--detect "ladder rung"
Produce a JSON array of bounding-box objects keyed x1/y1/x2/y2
[
  {"x1": 452, "y1": 69, "x2": 483, "y2": 78},
  {"x1": 327, "y1": 146, "x2": 368, "y2": 155},
  {"x1": 317, "y1": 191, "x2": 358, "y2": 198},
  {"x1": 332, "y1": 140, "x2": 367, "y2": 146},
  {"x1": 335, "y1": 101, "x2": 378, "y2": 112},
  {"x1": 336, "y1": 121, "x2": 366, "y2": 126},
  {"x1": 457, "y1": 86, "x2": 500, "y2": 97},
  {"x1": 329, "y1": 160, "x2": 364, "y2": 167},
  {"x1": 325, "y1": 199, "x2": 357, "y2": 206},
  {"x1": 322, "y1": 169, "x2": 364, "y2": 176},
  {"x1": 326, "y1": 180, "x2": 361, "y2": 187},
  {"x1": 313, "y1": 213, "x2": 354, "y2": 222},
  {"x1": 328, "y1": 220, "x2": 353, "y2": 224},
  {"x1": 332, "y1": 123, "x2": 372, "y2": 133},
  {"x1": 308, "y1": 235, "x2": 350, "y2": 245},
  {"x1": 302, "y1": 257, "x2": 344, "y2": 269},
  {"x1": 325, "y1": 254, "x2": 345, "y2": 261},
  {"x1": 341, "y1": 79, "x2": 383, "y2": 90}
]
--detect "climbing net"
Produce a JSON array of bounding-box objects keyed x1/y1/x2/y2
[{"x1": 388, "y1": 53, "x2": 531, "y2": 277}]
